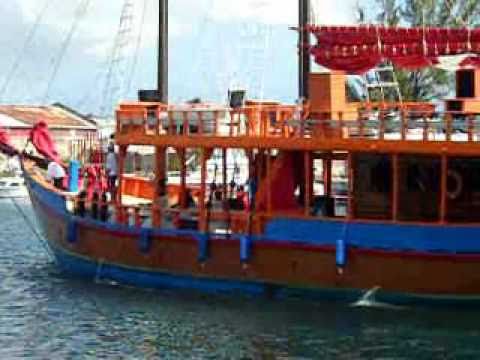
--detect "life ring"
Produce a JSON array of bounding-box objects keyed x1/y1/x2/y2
[{"x1": 447, "y1": 170, "x2": 463, "y2": 200}]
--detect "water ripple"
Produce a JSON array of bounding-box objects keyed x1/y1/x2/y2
[{"x1": 0, "y1": 199, "x2": 479, "y2": 359}]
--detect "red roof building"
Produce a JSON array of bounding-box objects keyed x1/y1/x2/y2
[{"x1": 0, "y1": 103, "x2": 98, "y2": 159}]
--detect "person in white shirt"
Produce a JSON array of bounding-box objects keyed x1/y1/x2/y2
[
  {"x1": 46, "y1": 161, "x2": 66, "y2": 189},
  {"x1": 105, "y1": 144, "x2": 118, "y2": 199}
]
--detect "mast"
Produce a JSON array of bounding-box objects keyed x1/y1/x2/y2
[
  {"x1": 158, "y1": 0, "x2": 168, "y2": 103},
  {"x1": 299, "y1": 0, "x2": 310, "y2": 100}
]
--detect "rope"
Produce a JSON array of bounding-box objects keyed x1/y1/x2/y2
[
  {"x1": 10, "y1": 198, "x2": 55, "y2": 262},
  {"x1": 0, "y1": 0, "x2": 53, "y2": 102},
  {"x1": 100, "y1": 0, "x2": 135, "y2": 116},
  {"x1": 94, "y1": 258, "x2": 105, "y2": 282},
  {"x1": 43, "y1": 0, "x2": 92, "y2": 104},
  {"x1": 125, "y1": 0, "x2": 148, "y2": 96}
]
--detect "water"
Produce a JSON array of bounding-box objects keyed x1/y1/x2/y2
[{"x1": 1, "y1": 198, "x2": 480, "y2": 359}]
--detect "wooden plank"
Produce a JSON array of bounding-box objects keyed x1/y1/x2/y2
[
  {"x1": 266, "y1": 150, "x2": 272, "y2": 215},
  {"x1": 440, "y1": 154, "x2": 448, "y2": 223},
  {"x1": 117, "y1": 145, "x2": 127, "y2": 205},
  {"x1": 347, "y1": 152, "x2": 354, "y2": 220},
  {"x1": 392, "y1": 154, "x2": 399, "y2": 221},
  {"x1": 304, "y1": 151, "x2": 312, "y2": 216},
  {"x1": 199, "y1": 149, "x2": 207, "y2": 232}
]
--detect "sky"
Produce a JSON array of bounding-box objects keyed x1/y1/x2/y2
[{"x1": 0, "y1": 0, "x2": 357, "y2": 117}]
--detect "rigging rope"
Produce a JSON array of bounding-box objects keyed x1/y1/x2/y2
[
  {"x1": 10, "y1": 198, "x2": 55, "y2": 262},
  {"x1": 0, "y1": 0, "x2": 53, "y2": 102},
  {"x1": 42, "y1": 0, "x2": 92, "y2": 104},
  {"x1": 125, "y1": 0, "x2": 148, "y2": 97},
  {"x1": 100, "y1": 0, "x2": 135, "y2": 117}
]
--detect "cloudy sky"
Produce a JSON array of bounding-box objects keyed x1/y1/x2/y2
[{"x1": 0, "y1": 0, "x2": 356, "y2": 116}]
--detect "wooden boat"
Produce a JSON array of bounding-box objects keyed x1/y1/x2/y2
[{"x1": 21, "y1": 2, "x2": 480, "y2": 304}]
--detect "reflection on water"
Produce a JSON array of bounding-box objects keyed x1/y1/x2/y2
[{"x1": 0, "y1": 198, "x2": 479, "y2": 359}]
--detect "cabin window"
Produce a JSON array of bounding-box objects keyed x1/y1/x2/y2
[
  {"x1": 446, "y1": 158, "x2": 480, "y2": 222},
  {"x1": 398, "y1": 155, "x2": 440, "y2": 222},
  {"x1": 310, "y1": 153, "x2": 348, "y2": 218},
  {"x1": 352, "y1": 153, "x2": 392, "y2": 220}
]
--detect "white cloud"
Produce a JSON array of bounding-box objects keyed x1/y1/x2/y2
[
  {"x1": 206, "y1": 0, "x2": 356, "y2": 25},
  {"x1": 14, "y1": 0, "x2": 357, "y2": 59},
  {"x1": 1, "y1": 0, "x2": 359, "y2": 112},
  {"x1": 312, "y1": 0, "x2": 357, "y2": 25}
]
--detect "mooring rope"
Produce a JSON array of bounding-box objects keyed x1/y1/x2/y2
[
  {"x1": 10, "y1": 198, "x2": 55, "y2": 262},
  {"x1": 94, "y1": 258, "x2": 104, "y2": 283}
]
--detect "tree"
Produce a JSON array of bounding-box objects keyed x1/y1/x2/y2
[{"x1": 362, "y1": 0, "x2": 480, "y2": 101}]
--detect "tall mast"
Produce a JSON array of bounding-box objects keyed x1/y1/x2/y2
[
  {"x1": 158, "y1": 0, "x2": 168, "y2": 103},
  {"x1": 299, "y1": 0, "x2": 310, "y2": 100}
]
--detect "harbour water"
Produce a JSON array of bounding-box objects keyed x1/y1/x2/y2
[{"x1": 1, "y1": 198, "x2": 480, "y2": 359}]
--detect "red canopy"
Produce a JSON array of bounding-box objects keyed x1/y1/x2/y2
[
  {"x1": 30, "y1": 121, "x2": 63, "y2": 165},
  {"x1": 307, "y1": 25, "x2": 480, "y2": 73}
]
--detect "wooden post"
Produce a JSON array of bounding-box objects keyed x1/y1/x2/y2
[
  {"x1": 323, "y1": 156, "x2": 332, "y2": 197},
  {"x1": 304, "y1": 151, "x2": 312, "y2": 216},
  {"x1": 182, "y1": 112, "x2": 189, "y2": 136},
  {"x1": 199, "y1": 149, "x2": 207, "y2": 232},
  {"x1": 152, "y1": 146, "x2": 166, "y2": 227},
  {"x1": 440, "y1": 154, "x2": 448, "y2": 223},
  {"x1": 392, "y1": 154, "x2": 399, "y2": 221},
  {"x1": 198, "y1": 111, "x2": 204, "y2": 135},
  {"x1": 266, "y1": 149, "x2": 272, "y2": 215},
  {"x1": 347, "y1": 152, "x2": 354, "y2": 220},
  {"x1": 468, "y1": 114, "x2": 474, "y2": 142},
  {"x1": 116, "y1": 145, "x2": 128, "y2": 205},
  {"x1": 179, "y1": 149, "x2": 187, "y2": 208},
  {"x1": 422, "y1": 115, "x2": 429, "y2": 141},
  {"x1": 445, "y1": 113, "x2": 452, "y2": 141},
  {"x1": 222, "y1": 148, "x2": 227, "y2": 201},
  {"x1": 213, "y1": 111, "x2": 219, "y2": 135},
  {"x1": 379, "y1": 110, "x2": 385, "y2": 140},
  {"x1": 401, "y1": 110, "x2": 407, "y2": 140},
  {"x1": 338, "y1": 111, "x2": 345, "y2": 138}
]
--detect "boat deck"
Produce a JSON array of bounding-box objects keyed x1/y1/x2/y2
[{"x1": 115, "y1": 103, "x2": 480, "y2": 156}]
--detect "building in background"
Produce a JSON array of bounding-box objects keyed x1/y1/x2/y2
[{"x1": 0, "y1": 103, "x2": 98, "y2": 163}]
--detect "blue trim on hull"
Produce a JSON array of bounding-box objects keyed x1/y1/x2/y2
[
  {"x1": 53, "y1": 245, "x2": 267, "y2": 295},
  {"x1": 51, "y1": 244, "x2": 480, "y2": 307},
  {"x1": 264, "y1": 218, "x2": 480, "y2": 254}
]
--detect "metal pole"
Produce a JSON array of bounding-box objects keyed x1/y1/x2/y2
[
  {"x1": 299, "y1": 0, "x2": 311, "y2": 100},
  {"x1": 158, "y1": 0, "x2": 168, "y2": 103}
]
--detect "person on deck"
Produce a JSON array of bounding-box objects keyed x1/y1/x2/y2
[
  {"x1": 100, "y1": 192, "x2": 110, "y2": 222},
  {"x1": 46, "y1": 161, "x2": 66, "y2": 190},
  {"x1": 105, "y1": 145, "x2": 118, "y2": 200}
]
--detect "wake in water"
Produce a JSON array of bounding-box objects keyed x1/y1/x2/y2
[{"x1": 350, "y1": 286, "x2": 406, "y2": 310}]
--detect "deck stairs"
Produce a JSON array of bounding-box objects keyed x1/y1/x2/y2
[{"x1": 365, "y1": 65, "x2": 403, "y2": 103}]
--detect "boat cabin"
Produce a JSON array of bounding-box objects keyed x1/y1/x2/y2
[{"x1": 79, "y1": 25, "x2": 480, "y2": 234}]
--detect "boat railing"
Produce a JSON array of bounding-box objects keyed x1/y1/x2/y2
[
  {"x1": 65, "y1": 195, "x2": 147, "y2": 227},
  {"x1": 116, "y1": 103, "x2": 480, "y2": 143}
]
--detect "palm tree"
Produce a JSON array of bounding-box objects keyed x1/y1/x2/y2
[{"x1": 361, "y1": 0, "x2": 480, "y2": 101}]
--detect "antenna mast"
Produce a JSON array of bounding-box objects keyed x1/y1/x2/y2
[{"x1": 158, "y1": 0, "x2": 168, "y2": 103}]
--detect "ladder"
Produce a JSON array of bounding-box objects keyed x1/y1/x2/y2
[
  {"x1": 101, "y1": 0, "x2": 135, "y2": 117},
  {"x1": 365, "y1": 65, "x2": 403, "y2": 104}
]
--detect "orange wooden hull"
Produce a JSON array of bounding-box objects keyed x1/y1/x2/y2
[{"x1": 24, "y1": 164, "x2": 480, "y2": 304}]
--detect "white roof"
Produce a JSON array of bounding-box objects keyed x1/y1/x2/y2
[{"x1": 0, "y1": 114, "x2": 29, "y2": 128}]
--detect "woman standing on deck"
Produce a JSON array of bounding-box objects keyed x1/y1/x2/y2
[{"x1": 46, "y1": 161, "x2": 66, "y2": 190}]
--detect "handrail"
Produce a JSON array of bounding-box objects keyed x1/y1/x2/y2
[{"x1": 116, "y1": 102, "x2": 480, "y2": 144}]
